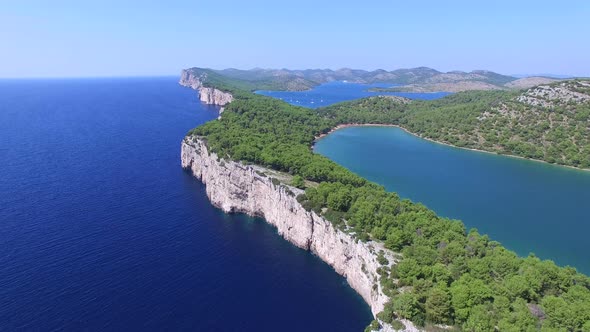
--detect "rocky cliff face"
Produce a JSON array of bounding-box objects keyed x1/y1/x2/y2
[
  {"x1": 181, "y1": 136, "x2": 417, "y2": 332},
  {"x1": 179, "y1": 69, "x2": 234, "y2": 106}
]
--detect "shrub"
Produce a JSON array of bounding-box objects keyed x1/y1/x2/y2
[{"x1": 291, "y1": 175, "x2": 305, "y2": 189}]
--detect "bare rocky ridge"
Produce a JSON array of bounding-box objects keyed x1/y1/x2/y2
[
  {"x1": 181, "y1": 137, "x2": 417, "y2": 332},
  {"x1": 378, "y1": 81, "x2": 504, "y2": 93},
  {"x1": 504, "y1": 76, "x2": 560, "y2": 89},
  {"x1": 372, "y1": 77, "x2": 566, "y2": 93},
  {"x1": 516, "y1": 80, "x2": 590, "y2": 108}
]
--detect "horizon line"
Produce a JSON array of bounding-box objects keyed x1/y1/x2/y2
[{"x1": 1, "y1": 69, "x2": 588, "y2": 80}]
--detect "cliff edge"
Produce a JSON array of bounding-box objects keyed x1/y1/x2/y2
[
  {"x1": 181, "y1": 137, "x2": 417, "y2": 332},
  {"x1": 180, "y1": 69, "x2": 234, "y2": 106}
]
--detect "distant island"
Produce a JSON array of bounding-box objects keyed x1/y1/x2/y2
[
  {"x1": 180, "y1": 67, "x2": 590, "y2": 331},
  {"x1": 181, "y1": 66, "x2": 566, "y2": 93},
  {"x1": 368, "y1": 76, "x2": 561, "y2": 93}
]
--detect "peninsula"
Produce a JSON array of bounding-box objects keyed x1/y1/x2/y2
[{"x1": 180, "y1": 68, "x2": 590, "y2": 331}]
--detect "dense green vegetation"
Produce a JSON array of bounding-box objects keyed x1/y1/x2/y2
[
  {"x1": 321, "y1": 82, "x2": 590, "y2": 168},
  {"x1": 189, "y1": 76, "x2": 590, "y2": 330},
  {"x1": 403, "y1": 85, "x2": 590, "y2": 168},
  {"x1": 185, "y1": 68, "x2": 316, "y2": 93}
]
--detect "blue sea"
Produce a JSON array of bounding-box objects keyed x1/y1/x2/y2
[
  {"x1": 0, "y1": 78, "x2": 372, "y2": 331},
  {"x1": 256, "y1": 81, "x2": 450, "y2": 108}
]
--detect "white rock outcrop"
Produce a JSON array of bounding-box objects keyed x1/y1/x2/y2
[
  {"x1": 181, "y1": 136, "x2": 418, "y2": 332},
  {"x1": 179, "y1": 69, "x2": 234, "y2": 106},
  {"x1": 198, "y1": 87, "x2": 233, "y2": 106},
  {"x1": 516, "y1": 81, "x2": 590, "y2": 107}
]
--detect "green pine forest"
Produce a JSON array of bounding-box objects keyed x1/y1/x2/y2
[{"x1": 189, "y1": 73, "x2": 590, "y2": 331}]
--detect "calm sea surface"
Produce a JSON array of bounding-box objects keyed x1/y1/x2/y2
[
  {"x1": 256, "y1": 81, "x2": 450, "y2": 108},
  {"x1": 0, "y1": 78, "x2": 372, "y2": 331}
]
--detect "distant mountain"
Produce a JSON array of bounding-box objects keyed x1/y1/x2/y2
[
  {"x1": 512, "y1": 73, "x2": 577, "y2": 79},
  {"x1": 504, "y1": 77, "x2": 560, "y2": 89},
  {"x1": 183, "y1": 67, "x2": 524, "y2": 92}
]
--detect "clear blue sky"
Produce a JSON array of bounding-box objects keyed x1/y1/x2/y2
[{"x1": 2, "y1": 0, "x2": 589, "y2": 78}]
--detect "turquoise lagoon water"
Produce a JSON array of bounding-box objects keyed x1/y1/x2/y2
[{"x1": 315, "y1": 126, "x2": 590, "y2": 274}]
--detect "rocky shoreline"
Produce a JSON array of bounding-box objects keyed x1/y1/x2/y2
[
  {"x1": 179, "y1": 74, "x2": 420, "y2": 331},
  {"x1": 181, "y1": 137, "x2": 416, "y2": 332}
]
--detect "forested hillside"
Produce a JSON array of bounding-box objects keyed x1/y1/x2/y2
[
  {"x1": 188, "y1": 74, "x2": 590, "y2": 331},
  {"x1": 321, "y1": 80, "x2": 590, "y2": 168}
]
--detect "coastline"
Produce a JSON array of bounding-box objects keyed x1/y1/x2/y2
[
  {"x1": 181, "y1": 137, "x2": 417, "y2": 332},
  {"x1": 312, "y1": 123, "x2": 401, "y2": 147},
  {"x1": 313, "y1": 123, "x2": 590, "y2": 173},
  {"x1": 180, "y1": 75, "x2": 413, "y2": 331},
  {"x1": 180, "y1": 72, "x2": 590, "y2": 331}
]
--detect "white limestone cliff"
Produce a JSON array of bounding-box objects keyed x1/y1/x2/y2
[
  {"x1": 181, "y1": 136, "x2": 417, "y2": 332},
  {"x1": 179, "y1": 69, "x2": 234, "y2": 106}
]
